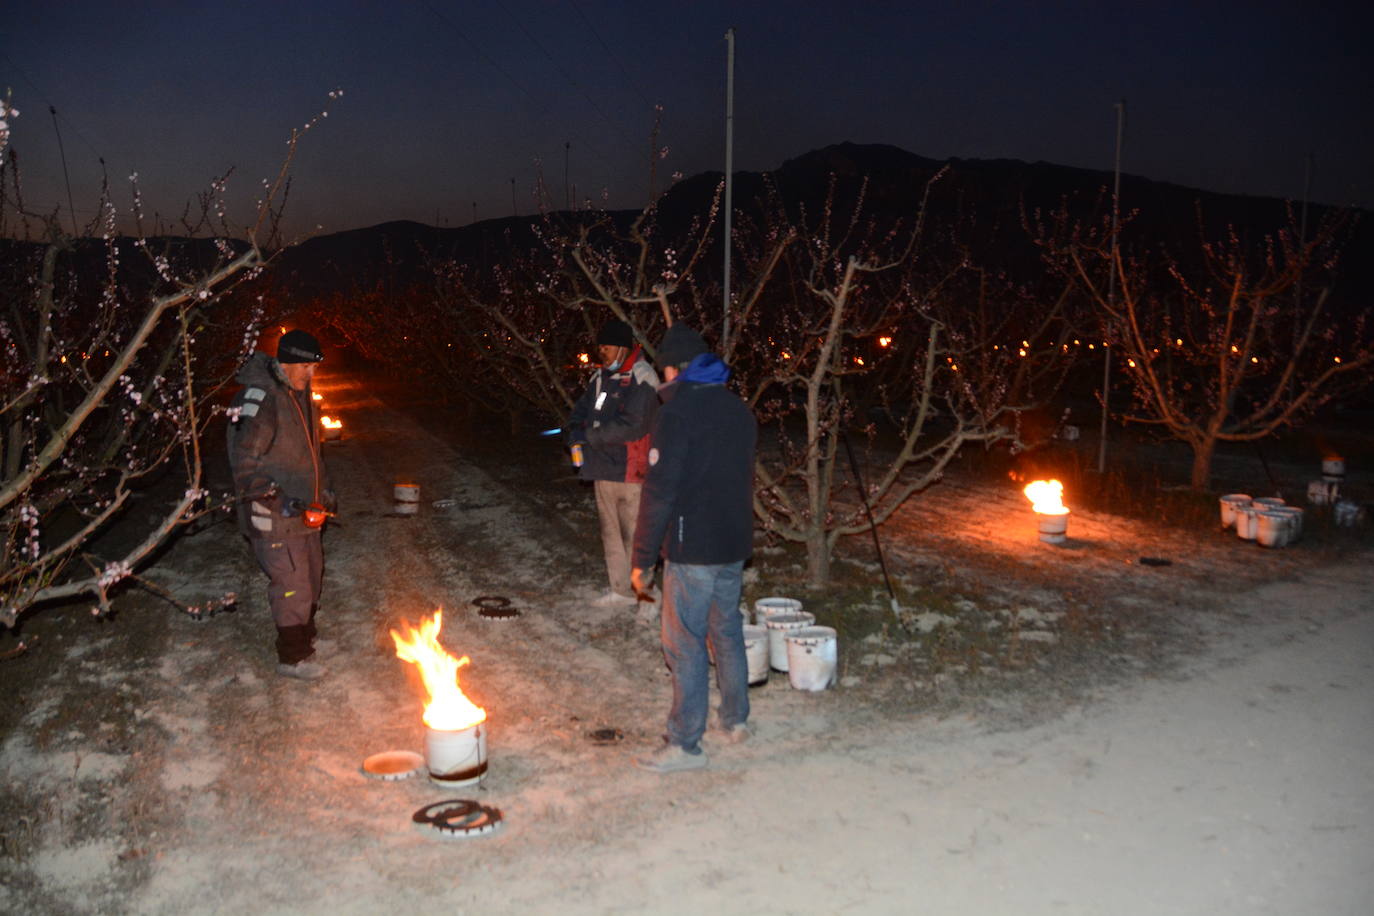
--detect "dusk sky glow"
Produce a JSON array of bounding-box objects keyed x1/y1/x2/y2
[{"x1": 3, "y1": 1, "x2": 1370, "y2": 239}]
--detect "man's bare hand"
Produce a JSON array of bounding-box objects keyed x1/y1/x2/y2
[{"x1": 631, "y1": 567, "x2": 654, "y2": 601}]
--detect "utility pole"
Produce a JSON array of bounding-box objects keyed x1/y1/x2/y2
[
  {"x1": 722, "y1": 27, "x2": 736, "y2": 348},
  {"x1": 1098, "y1": 99, "x2": 1125, "y2": 474},
  {"x1": 1295, "y1": 152, "x2": 1314, "y2": 338},
  {"x1": 564, "y1": 141, "x2": 571, "y2": 211}
]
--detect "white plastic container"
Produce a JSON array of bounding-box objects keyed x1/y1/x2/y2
[
  {"x1": 754, "y1": 596, "x2": 803, "y2": 627},
  {"x1": 1219, "y1": 494, "x2": 1252, "y2": 529},
  {"x1": 1256, "y1": 510, "x2": 1290, "y2": 548},
  {"x1": 1322, "y1": 457, "x2": 1345, "y2": 481},
  {"x1": 1270, "y1": 505, "x2": 1304, "y2": 543},
  {"x1": 765, "y1": 611, "x2": 815, "y2": 671},
  {"x1": 1035, "y1": 510, "x2": 1069, "y2": 544},
  {"x1": 1308, "y1": 479, "x2": 1339, "y2": 506},
  {"x1": 394, "y1": 482, "x2": 421, "y2": 516},
  {"x1": 423, "y1": 722, "x2": 487, "y2": 786},
  {"x1": 742, "y1": 624, "x2": 769, "y2": 685},
  {"x1": 785, "y1": 626, "x2": 838, "y2": 691},
  {"x1": 1234, "y1": 505, "x2": 1260, "y2": 540}
]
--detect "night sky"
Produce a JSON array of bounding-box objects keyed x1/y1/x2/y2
[{"x1": 4, "y1": 1, "x2": 1370, "y2": 240}]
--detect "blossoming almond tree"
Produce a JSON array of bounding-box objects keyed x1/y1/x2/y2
[
  {"x1": 0, "y1": 90, "x2": 340, "y2": 634},
  {"x1": 727, "y1": 174, "x2": 1077, "y2": 586},
  {"x1": 1039, "y1": 206, "x2": 1373, "y2": 489}
]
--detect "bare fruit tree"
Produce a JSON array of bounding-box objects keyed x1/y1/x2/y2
[
  {"x1": 418, "y1": 175, "x2": 725, "y2": 428},
  {"x1": 1039, "y1": 206, "x2": 1373, "y2": 489},
  {"x1": 733, "y1": 174, "x2": 1077, "y2": 586},
  {"x1": 1, "y1": 90, "x2": 340, "y2": 633}
]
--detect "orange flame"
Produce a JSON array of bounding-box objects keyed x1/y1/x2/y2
[
  {"x1": 311, "y1": 391, "x2": 323, "y2": 402},
  {"x1": 321, "y1": 415, "x2": 342, "y2": 429},
  {"x1": 1023, "y1": 479, "x2": 1069, "y2": 515},
  {"x1": 390, "y1": 610, "x2": 486, "y2": 731}
]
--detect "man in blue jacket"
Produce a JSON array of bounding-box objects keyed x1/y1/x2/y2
[
  {"x1": 631, "y1": 323, "x2": 756, "y2": 773},
  {"x1": 567, "y1": 319, "x2": 660, "y2": 607}
]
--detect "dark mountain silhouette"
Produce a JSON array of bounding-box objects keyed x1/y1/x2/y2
[{"x1": 266, "y1": 143, "x2": 1371, "y2": 307}]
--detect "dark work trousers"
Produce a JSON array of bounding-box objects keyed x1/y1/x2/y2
[{"x1": 250, "y1": 533, "x2": 324, "y2": 664}]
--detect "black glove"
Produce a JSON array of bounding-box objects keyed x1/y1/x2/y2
[
  {"x1": 567, "y1": 424, "x2": 587, "y2": 447},
  {"x1": 281, "y1": 497, "x2": 308, "y2": 518}
]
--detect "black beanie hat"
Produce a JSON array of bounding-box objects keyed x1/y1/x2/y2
[
  {"x1": 277, "y1": 329, "x2": 324, "y2": 363},
  {"x1": 596, "y1": 319, "x2": 634, "y2": 348},
  {"x1": 657, "y1": 323, "x2": 709, "y2": 368}
]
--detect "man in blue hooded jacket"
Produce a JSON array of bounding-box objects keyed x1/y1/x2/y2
[{"x1": 631, "y1": 323, "x2": 756, "y2": 773}]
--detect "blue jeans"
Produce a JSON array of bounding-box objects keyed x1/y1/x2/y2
[{"x1": 660, "y1": 559, "x2": 750, "y2": 751}]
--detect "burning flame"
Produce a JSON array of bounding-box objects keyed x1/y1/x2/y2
[
  {"x1": 321, "y1": 415, "x2": 342, "y2": 429},
  {"x1": 1023, "y1": 479, "x2": 1069, "y2": 516},
  {"x1": 390, "y1": 610, "x2": 486, "y2": 731},
  {"x1": 311, "y1": 391, "x2": 323, "y2": 402}
]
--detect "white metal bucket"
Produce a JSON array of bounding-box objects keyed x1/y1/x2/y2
[
  {"x1": 765, "y1": 611, "x2": 815, "y2": 671},
  {"x1": 1219, "y1": 494, "x2": 1251, "y2": 529},
  {"x1": 1270, "y1": 505, "x2": 1304, "y2": 543},
  {"x1": 1307, "y1": 479, "x2": 1339, "y2": 506},
  {"x1": 742, "y1": 624, "x2": 769, "y2": 685},
  {"x1": 394, "y1": 483, "x2": 421, "y2": 516},
  {"x1": 1322, "y1": 457, "x2": 1345, "y2": 481},
  {"x1": 424, "y1": 722, "x2": 488, "y2": 787},
  {"x1": 1256, "y1": 510, "x2": 1290, "y2": 548},
  {"x1": 1234, "y1": 505, "x2": 1260, "y2": 540},
  {"x1": 754, "y1": 596, "x2": 803, "y2": 627},
  {"x1": 1036, "y1": 510, "x2": 1069, "y2": 544},
  {"x1": 785, "y1": 626, "x2": 838, "y2": 691}
]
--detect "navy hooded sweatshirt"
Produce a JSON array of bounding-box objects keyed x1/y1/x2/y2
[{"x1": 631, "y1": 353, "x2": 756, "y2": 568}]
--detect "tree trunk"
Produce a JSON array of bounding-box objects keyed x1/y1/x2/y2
[
  {"x1": 1189, "y1": 436, "x2": 1217, "y2": 490},
  {"x1": 805, "y1": 529, "x2": 831, "y2": 587}
]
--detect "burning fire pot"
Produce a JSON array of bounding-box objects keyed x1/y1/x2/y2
[
  {"x1": 320, "y1": 415, "x2": 343, "y2": 441},
  {"x1": 391, "y1": 610, "x2": 489, "y2": 787},
  {"x1": 1024, "y1": 479, "x2": 1070, "y2": 544},
  {"x1": 394, "y1": 482, "x2": 421, "y2": 516}
]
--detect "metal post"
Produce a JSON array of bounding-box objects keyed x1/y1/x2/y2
[
  {"x1": 722, "y1": 27, "x2": 736, "y2": 348},
  {"x1": 1295, "y1": 152, "x2": 1313, "y2": 338},
  {"x1": 50, "y1": 105, "x2": 79, "y2": 238},
  {"x1": 1097, "y1": 99, "x2": 1125, "y2": 474}
]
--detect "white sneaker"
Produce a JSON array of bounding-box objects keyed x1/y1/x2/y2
[
  {"x1": 276, "y1": 658, "x2": 327, "y2": 680},
  {"x1": 635, "y1": 744, "x2": 708, "y2": 773},
  {"x1": 718, "y1": 723, "x2": 751, "y2": 745},
  {"x1": 591, "y1": 590, "x2": 637, "y2": 607}
]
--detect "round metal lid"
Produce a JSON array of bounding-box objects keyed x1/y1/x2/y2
[
  {"x1": 472, "y1": 596, "x2": 521, "y2": 620},
  {"x1": 360, "y1": 750, "x2": 426, "y2": 781},
  {"x1": 412, "y1": 799, "x2": 504, "y2": 838}
]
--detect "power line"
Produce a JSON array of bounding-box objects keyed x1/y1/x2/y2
[
  {"x1": 568, "y1": 0, "x2": 655, "y2": 113},
  {"x1": 494, "y1": 2, "x2": 644, "y2": 157},
  {"x1": 0, "y1": 47, "x2": 111, "y2": 167}
]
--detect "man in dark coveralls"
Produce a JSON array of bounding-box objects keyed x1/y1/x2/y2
[{"x1": 227, "y1": 329, "x2": 336, "y2": 680}]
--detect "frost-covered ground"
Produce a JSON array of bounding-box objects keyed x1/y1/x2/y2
[{"x1": 2, "y1": 369, "x2": 1371, "y2": 914}]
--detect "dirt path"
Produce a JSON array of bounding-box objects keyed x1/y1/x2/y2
[{"x1": 2, "y1": 371, "x2": 1370, "y2": 914}]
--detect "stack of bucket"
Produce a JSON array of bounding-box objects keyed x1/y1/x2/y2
[
  {"x1": 1219, "y1": 494, "x2": 1303, "y2": 548},
  {"x1": 748, "y1": 596, "x2": 838, "y2": 691}
]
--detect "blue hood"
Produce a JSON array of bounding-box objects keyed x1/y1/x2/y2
[{"x1": 680, "y1": 352, "x2": 731, "y2": 385}]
